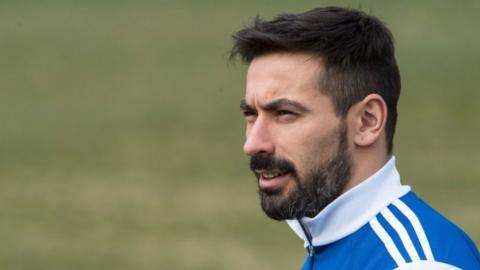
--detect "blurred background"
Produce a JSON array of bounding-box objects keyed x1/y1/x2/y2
[{"x1": 1, "y1": 0, "x2": 479, "y2": 269}]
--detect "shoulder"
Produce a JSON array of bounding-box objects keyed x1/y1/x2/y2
[{"x1": 365, "y1": 192, "x2": 480, "y2": 270}]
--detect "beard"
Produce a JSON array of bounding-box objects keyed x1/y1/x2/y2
[{"x1": 250, "y1": 121, "x2": 352, "y2": 221}]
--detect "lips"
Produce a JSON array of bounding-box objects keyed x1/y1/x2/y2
[
  {"x1": 256, "y1": 169, "x2": 291, "y2": 190},
  {"x1": 250, "y1": 154, "x2": 296, "y2": 191},
  {"x1": 255, "y1": 169, "x2": 289, "y2": 180}
]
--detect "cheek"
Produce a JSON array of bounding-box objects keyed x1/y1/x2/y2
[{"x1": 289, "y1": 126, "x2": 341, "y2": 172}]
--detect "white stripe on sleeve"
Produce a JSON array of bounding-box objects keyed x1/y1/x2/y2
[
  {"x1": 392, "y1": 199, "x2": 434, "y2": 261},
  {"x1": 381, "y1": 208, "x2": 421, "y2": 262},
  {"x1": 370, "y1": 217, "x2": 407, "y2": 267}
]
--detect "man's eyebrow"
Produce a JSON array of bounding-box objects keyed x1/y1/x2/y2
[
  {"x1": 239, "y1": 99, "x2": 255, "y2": 111},
  {"x1": 262, "y1": 98, "x2": 311, "y2": 113}
]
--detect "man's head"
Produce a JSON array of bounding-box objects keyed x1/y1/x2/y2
[{"x1": 231, "y1": 7, "x2": 400, "y2": 220}]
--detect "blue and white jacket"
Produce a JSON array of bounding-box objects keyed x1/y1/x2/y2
[{"x1": 286, "y1": 157, "x2": 480, "y2": 270}]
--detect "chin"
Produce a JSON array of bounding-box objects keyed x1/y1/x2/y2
[
  {"x1": 259, "y1": 186, "x2": 283, "y2": 196},
  {"x1": 258, "y1": 184, "x2": 300, "y2": 220}
]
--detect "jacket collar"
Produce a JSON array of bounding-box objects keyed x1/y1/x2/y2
[{"x1": 286, "y1": 156, "x2": 411, "y2": 247}]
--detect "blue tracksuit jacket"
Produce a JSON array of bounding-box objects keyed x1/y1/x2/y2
[{"x1": 286, "y1": 157, "x2": 480, "y2": 270}]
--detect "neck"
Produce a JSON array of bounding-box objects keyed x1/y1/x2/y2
[
  {"x1": 286, "y1": 156, "x2": 411, "y2": 247},
  {"x1": 344, "y1": 148, "x2": 389, "y2": 192}
]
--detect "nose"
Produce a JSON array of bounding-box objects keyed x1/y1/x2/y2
[{"x1": 243, "y1": 117, "x2": 275, "y2": 156}]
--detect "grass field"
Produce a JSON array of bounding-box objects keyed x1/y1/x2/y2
[{"x1": 0, "y1": 1, "x2": 479, "y2": 269}]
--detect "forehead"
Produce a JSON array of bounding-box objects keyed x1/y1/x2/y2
[{"x1": 245, "y1": 52, "x2": 325, "y2": 103}]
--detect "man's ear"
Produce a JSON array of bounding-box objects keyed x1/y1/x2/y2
[{"x1": 351, "y1": 94, "x2": 387, "y2": 147}]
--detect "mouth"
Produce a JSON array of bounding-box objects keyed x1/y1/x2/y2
[
  {"x1": 255, "y1": 169, "x2": 291, "y2": 190},
  {"x1": 256, "y1": 169, "x2": 288, "y2": 179}
]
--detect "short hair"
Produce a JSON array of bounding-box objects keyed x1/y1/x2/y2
[{"x1": 231, "y1": 6, "x2": 400, "y2": 154}]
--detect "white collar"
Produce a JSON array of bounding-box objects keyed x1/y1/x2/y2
[{"x1": 286, "y1": 156, "x2": 411, "y2": 247}]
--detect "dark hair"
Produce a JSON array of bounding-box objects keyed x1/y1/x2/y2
[{"x1": 231, "y1": 6, "x2": 400, "y2": 154}]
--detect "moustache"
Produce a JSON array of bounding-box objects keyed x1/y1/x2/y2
[{"x1": 249, "y1": 153, "x2": 297, "y2": 176}]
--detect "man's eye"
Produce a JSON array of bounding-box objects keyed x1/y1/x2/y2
[
  {"x1": 276, "y1": 110, "x2": 298, "y2": 117},
  {"x1": 242, "y1": 111, "x2": 255, "y2": 117},
  {"x1": 242, "y1": 111, "x2": 257, "y2": 121},
  {"x1": 277, "y1": 110, "x2": 293, "y2": 116},
  {"x1": 276, "y1": 110, "x2": 298, "y2": 121}
]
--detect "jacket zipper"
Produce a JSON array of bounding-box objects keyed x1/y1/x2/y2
[{"x1": 298, "y1": 219, "x2": 314, "y2": 269}]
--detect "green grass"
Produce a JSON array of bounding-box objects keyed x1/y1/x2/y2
[{"x1": 0, "y1": 1, "x2": 479, "y2": 269}]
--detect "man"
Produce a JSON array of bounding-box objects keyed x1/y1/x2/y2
[{"x1": 231, "y1": 6, "x2": 480, "y2": 270}]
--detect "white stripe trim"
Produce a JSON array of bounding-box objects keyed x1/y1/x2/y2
[
  {"x1": 381, "y1": 208, "x2": 421, "y2": 262},
  {"x1": 394, "y1": 261, "x2": 462, "y2": 270},
  {"x1": 392, "y1": 199, "x2": 434, "y2": 261},
  {"x1": 370, "y1": 217, "x2": 406, "y2": 267}
]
